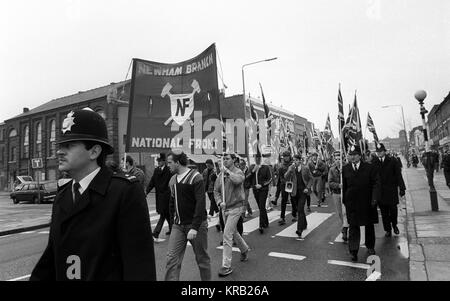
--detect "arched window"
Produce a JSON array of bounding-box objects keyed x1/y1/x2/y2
[
  {"x1": 35, "y1": 122, "x2": 42, "y2": 158},
  {"x1": 48, "y1": 120, "x2": 56, "y2": 157},
  {"x1": 23, "y1": 125, "x2": 29, "y2": 158},
  {"x1": 9, "y1": 128, "x2": 17, "y2": 137}
]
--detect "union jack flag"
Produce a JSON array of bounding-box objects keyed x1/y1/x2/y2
[{"x1": 366, "y1": 112, "x2": 379, "y2": 142}]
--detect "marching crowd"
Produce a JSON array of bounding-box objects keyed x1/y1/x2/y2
[{"x1": 29, "y1": 109, "x2": 407, "y2": 281}]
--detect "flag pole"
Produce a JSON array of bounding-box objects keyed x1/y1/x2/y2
[{"x1": 338, "y1": 83, "x2": 344, "y2": 207}]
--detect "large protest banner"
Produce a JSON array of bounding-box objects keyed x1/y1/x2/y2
[{"x1": 126, "y1": 44, "x2": 223, "y2": 155}]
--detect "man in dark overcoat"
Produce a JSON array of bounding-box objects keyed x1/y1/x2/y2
[
  {"x1": 30, "y1": 109, "x2": 156, "y2": 281},
  {"x1": 374, "y1": 143, "x2": 406, "y2": 237},
  {"x1": 147, "y1": 153, "x2": 173, "y2": 239},
  {"x1": 343, "y1": 145, "x2": 381, "y2": 262}
]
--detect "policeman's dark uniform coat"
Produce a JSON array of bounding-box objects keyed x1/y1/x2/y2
[
  {"x1": 342, "y1": 147, "x2": 381, "y2": 255},
  {"x1": 30, "y1": 109, "x2": 156, "y2": 281},
  {"x1": 373, "y1": 153, "x2": 406, "y2": 233}
]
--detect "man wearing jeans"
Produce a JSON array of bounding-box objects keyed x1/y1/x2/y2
[
  {"x1": 165, "y1": 151, "x2": 211, "y2": 281},
  {"x1": 328, "y1": 151, "x2": 349, "y2": 242},
  {"x1": 214, "y1": 153, "x2": 250, "y2": 277}
]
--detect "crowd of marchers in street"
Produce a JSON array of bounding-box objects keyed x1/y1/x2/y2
[{"x1": 29, "y1": 108, "x2": 410, "y2": 281}]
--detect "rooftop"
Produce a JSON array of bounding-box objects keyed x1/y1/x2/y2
[{"x1": 6, "y1": 80, "x2": 130, "y2": 122}]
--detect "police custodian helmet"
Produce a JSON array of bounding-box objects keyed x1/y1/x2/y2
[{"x1": 57, "y1": 108, "x2": 114, "y2": 155}]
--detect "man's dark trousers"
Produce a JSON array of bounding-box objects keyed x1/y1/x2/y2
[
  {"x1": 253, "y1": 188, "x2": 269, "y2": 228},
  {"x1": 281, "y1": 190, "x2": 297, "y2": 219},
  {"x1": 378, "y1": 204, "x2": 398, "y2": 232},
  {"x1": 348, "y1": 224, "x2": 375, "y2": 254}
]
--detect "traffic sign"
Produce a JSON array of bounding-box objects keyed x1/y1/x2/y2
[{"x1": 31, "y1": 158, "x2": 43, "y2": 169}]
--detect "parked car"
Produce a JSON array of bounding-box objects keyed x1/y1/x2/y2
[{"x1": 10, "y1": 181, "x2": 57, "y2": 204}]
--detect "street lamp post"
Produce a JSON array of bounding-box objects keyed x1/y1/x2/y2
[
  {"x1": 414, "y1": 90, "x2": 439, "y2": 211},
  {"x1": 241, "y1": 57, "x2": 277, "y2": 162},
  {"x1": 381, "y1": 104, "x2": 409, "y2": 159}
]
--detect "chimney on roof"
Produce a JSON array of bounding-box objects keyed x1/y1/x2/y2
[{"x1": 23, "y1": 107, "x2": 29, "y2": 113}]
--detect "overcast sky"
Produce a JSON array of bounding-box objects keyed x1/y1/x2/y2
[{"x1": 2, "y1": 0, "x2": 450, "y2": 139}]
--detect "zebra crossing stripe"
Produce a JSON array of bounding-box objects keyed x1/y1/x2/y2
[
  {"x1": 268, "y1": 252, "x2": 306, "y2": 261},
  {"x1": 334, "y1": 227, "x2": 365, "y2": 245},
  {"x1": 243, "y1": 210, "x2": 287, "y2": 234},
  {"x1": 275, "y1": 212, "x2": 333, "y2": 238},
  {"x1": 216, "y1": 246, "x2": 241, "y2": 252}
]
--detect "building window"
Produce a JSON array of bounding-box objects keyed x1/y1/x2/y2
[
  {"x1": 9, "y1": 128, "x2": 17, "y2": 137},
  {"x1": 35, "y1": 122, "x2": 42, "y2": 158},
  {"x1": 48, "y1": 119, "x2": 56, "y2": 157},
  {"x1": 0, "y1": 129, "x2": 4, "y2": 141},
  {"x1": 23, "y1": 125, "x2": 29, "y2": 159},
  {"x1": 10, "y1": 146, "x2": 16, "y2": 162}
]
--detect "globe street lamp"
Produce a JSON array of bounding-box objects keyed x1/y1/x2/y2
[
  {"x1": 415, "y1": 90, "x2": 439, "y2": 211},
  {"x1": 381, "y1": 104, "x2": 409, "y2": 158},
  {"x1": 241, "y1": 57, "x2": 278, "y2": 160}
]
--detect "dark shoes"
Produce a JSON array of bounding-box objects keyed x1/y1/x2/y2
[
  {"x1": 278, "y1": 219, "x2": 286, "y2": 226},
  {"x1": 152, "y1": 232, "x2": 159, "y2": 239},
  {"x1": 367, "y1": 249, "x2": 376, "y2": 256},
  {"x1": 215, "y1": 224, "x2": 221, "y2": 232},
  {"x1": 271, "y1": 201, "x2": 277, "y2": 206},
  {"x1": 307, "y1": 207, "x2": 311, "y2": 212},
  {"x1": 385, "y1": 231, "x2": 392, "y2": 237},
  {"x1": 393, "y1": 225, "x2": 400, "y2": 235},
  {"x1": 165, "y1": 231, "x2": 171, "y2": 236},
  {"x1": 240, "y1": 249, "x2": 249, "y2": 262},
  {"x1": 295, "y1": 230, "x2": 302, "y2": 238},
  {"x1": 292, "y1": 217, "x2": 298, "y2": 222},
  {"x1": 350, "y1": 252, "x2": 358, "y2": 262},
  {"x1": 218, "y1": 266, "x2": 233, "y2": 277},
  {"x1": 259, "y1": 227, "x2": 264, "y2": 234}
]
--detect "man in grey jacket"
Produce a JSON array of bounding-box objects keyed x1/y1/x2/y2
[
  {"x1": 214, "y1": 153, "x2": 250, "y2": 277},
  {"x1": 328, "y1": 151, "x2": 349, "y2": 242}
]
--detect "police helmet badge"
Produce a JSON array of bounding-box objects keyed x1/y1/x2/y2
[{"x1": 62, "y1": 111, "x2": 76, "y2": 134}]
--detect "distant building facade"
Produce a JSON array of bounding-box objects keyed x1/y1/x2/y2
[{"x1": 0, "y1": 85, "x2": 314, "y2": 191}]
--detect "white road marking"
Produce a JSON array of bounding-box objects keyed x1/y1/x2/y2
[
  {"x1": 276, "y1": 212, "x2": 333, "y2": 238},
  {"x1": 150, "y1": 221, "x2": 168, "y2": 229},
  {"x1": 7, "y1": 274, "x2": 31, "y2": 281},
  {"x1": 20, "y1": 231, "x2": 35, "y2": 234},
  {"x1": 216, "y1": 246, "x2": 241, "y2": 252},
  {"x1": 327, "y1": 260, "x2": 370, "y2": 270},
  {"x1": 365, "y1": 271, "x2": 381, "y2": 281},
  {"x1": 149, "y1": 210, "x2": 157, "y2": 215},
  {"x1": 243, "y1": 210, "x2": 288, "y2": 234},
  {"x1": 268, "y1": 252, "x2": 306, "y2": 261},
  {"x1": 38, "y1": 231, "x2": 49, "y2": 234},
  {"x1": 153, "y1": 238, "x2": 166, "y2": 243},
  {"x1": 310, "y1": 205, "x2": 329, "y2": 208},
  {"x1": 334, "y1": 227, "x2": 365, "y2": 245}
]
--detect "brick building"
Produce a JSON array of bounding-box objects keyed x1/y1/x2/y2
[
  {"x1": 428, "y1": 92, "x2": 450, "y2": 150},
  {"x1": 1, "y1": 80, "x2": 133, "y2": 191},
  {"x1": 0, "y1": 83, "x2": 313, "y2": 191}
]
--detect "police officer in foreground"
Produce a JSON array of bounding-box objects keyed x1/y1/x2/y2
[
  {"x1": 342, "y1": 145, "x2": 381, "y2": 262},
  {"x1": 30, "y1": 108, "x2": 156, "y2": 281}
]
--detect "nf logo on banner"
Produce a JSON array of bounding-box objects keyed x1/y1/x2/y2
[{"x1": 126, "y1": 44, "x2": 222, "y2": 155}]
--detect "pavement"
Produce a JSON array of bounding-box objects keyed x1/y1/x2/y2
[{"x1": 404, "y1": 164, "x2": 450, "y2": 281}]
